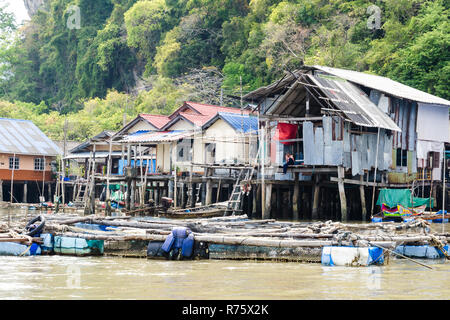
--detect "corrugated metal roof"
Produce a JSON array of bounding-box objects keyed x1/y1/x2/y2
[
  {"x1": 213, "y1": 112, "x2": 259, "y2": 133},
  {"x1": 308, "y1": 74, "x2": 401, "y2": 131},
  {"x1": 64, "y1": 151, "x2": 123, "y2": 160},
  {"x1": 121, "y1": 130, "x2": 196, "y2": 143},
  {"x1": 313, "y1": 65, "x2": 450, "y2": 107},
  {"x1": 0, "y1": 118, "x2": 61, "y2": 156}
]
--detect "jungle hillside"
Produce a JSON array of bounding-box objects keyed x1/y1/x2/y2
[{"x1": 0, "y1": 0, "x2": 448, "y2": 141}]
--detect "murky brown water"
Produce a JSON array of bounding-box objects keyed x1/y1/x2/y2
[{"x1": 0, "y1": 208, "x2": 449, "y2": 300}]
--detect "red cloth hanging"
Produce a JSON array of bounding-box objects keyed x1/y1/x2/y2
[{"x1": 276, "y1": 123, "x2": 298, "y2": 145}]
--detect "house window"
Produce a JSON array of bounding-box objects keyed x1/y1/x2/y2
[
  {"x1": 177, "y1": 139, "x2": 193, "y2": 162},
  {"x1": 396, "y1": 148, "x2": 407, "y2": 167},
  {"x1": 34, "y1": 158, "x2": 45, "y2": 171},
  {"x1": 9, "y1": 157, "x2": 19, "y2": 170}
]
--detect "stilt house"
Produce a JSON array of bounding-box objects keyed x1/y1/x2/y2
[
  {"x1": 244, "y1": 65, "x2": 450, "y2": 221},
  {"x1": 0, "y1": 118, "x2": 61, "y2": 203}
]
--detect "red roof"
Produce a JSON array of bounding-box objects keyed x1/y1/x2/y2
[
  {"x1": 140, "y1": 114, "x2": 170, "y2": 129},
  {"x1": 179, "y1": 112, "x2": 211, "y2": 127},
  {"x1": 168, "y1": 101, "x2": 250, "y2": 119}
]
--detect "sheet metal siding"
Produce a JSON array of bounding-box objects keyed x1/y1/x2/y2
[
  {"x1": 302, "y1": 122, "x2": 314, "y2": 165},
  {"x1": 313, "y1": 127, "x2": 324, "y2": 165},
  {"x1": 408, "y1": 103, "x2": 417, "y2": 151}
]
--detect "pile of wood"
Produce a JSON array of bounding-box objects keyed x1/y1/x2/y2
[{"x1": 33, "y1": 213, "x2": 449, "y2": 252}]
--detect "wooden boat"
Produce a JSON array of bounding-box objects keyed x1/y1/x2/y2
[
  {"x1": 125, "y1": 201, "x2": 228, "y2": 219},
  {"x1": 372, "y1": 204, "x2": 430, "y2": 223},
  {"x1": 161, "y1": 204, "x2": 227, "y2": 219}
]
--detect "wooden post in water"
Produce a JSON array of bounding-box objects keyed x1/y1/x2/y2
[
  {"x1": 105, "y1": 137, "x2": 113, "y2": 216},
  {"x1": 0, "y1": 180, "x2": 3, "y2": 202},
  {"x1": 360, "y1": 174, "x2": 367, "y2": 221},
  {"x1": 23, "y1": 182, "x2": 27, "y2": 203},
  {"x1": 338, "y1": 166, "x2": 347, "y2": 221},
  {"x1": 312, "y1": 174, "x2": 320, "y2": 220},
  {"x1": 131, "y1": 178, "x2": 136, "y2": 211},
  {"x1": 205, "y1": 169, "x2": 212, "y2": 205},
  {"x1": 263, "y1": 183, "x2": 272, "y2": 219},
  {"x1": 292, "y1": 172, "x2": 299, "y2": 221}
]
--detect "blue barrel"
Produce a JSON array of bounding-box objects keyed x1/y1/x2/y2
[
  {"x1": 371, "y1": 217, "x2": 383, "y2": 223},
  {"x1": 172, "y1": 227, "x2": 189, "y2": 249},
  {"x1": 40, "y1": 233, "x2": 53, "y2": 254},
  {"x1": 147, "y1": 241, "x2": 164, "y2": 257},
  {"x1": 161, "y1": 233, "x2": 175, "y2": 253},
  {"x1": 181, "y1": 233, "x2": 195, "y2": 258}
]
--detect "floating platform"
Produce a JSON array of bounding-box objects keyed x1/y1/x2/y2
[{"x1": 2, "y1": 213, "x2": 449, "y2": 266}]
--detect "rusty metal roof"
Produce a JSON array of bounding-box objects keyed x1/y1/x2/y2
[
  {"x1": 0, "y1": 118, "x2": 61, "y2": 156},
  {"x1": 308, "y1": 74, "x2": 401, "y2": 131},
  {"x1": 313, "y1": 65, "x2": 450, "y2": 107}
]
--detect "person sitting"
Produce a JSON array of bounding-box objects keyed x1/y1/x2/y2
[{"x1": 283, "y1": 153, "x2": 295, "y2": 174}]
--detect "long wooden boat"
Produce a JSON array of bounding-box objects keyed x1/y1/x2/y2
[{"x1": 161, "y1": 204, "x2": 227, "y2": 219}]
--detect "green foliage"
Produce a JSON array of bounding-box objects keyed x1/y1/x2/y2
[{"x1": 0, "y1": 0, "x2": 448, "y2": 140}]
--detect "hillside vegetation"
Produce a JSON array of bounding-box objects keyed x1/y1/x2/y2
[{"x1": 0, "y1": 0, "x2": 448, "y2": 141}]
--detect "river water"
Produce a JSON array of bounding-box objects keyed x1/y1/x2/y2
[{"x1": 0, "y1": 209, "x2": 449, "y2": 300}]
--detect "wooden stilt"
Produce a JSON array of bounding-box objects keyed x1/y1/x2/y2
[
  {"x1": 276, "y1": 185, "x2": 281, "y2": 219},
  {"x1": 180, "y1": 182, "x2": 185, "y2": 208},
  {"x1": 23, "y1": 182, "x2": 27, "y2": 203},
  {"x1": 360, "y1": 174, "x2": 367, "y2": 221},
  {"x1": 216, "y1": 179, "x2": 222, "y2": 203},
  {"x1": 205, "y1": 171, "x2": 212, "y2": 205},
  {"x1": 263, "y1": 183, "x2": 272, "y2": 219},
  {"x1": 131, "y1": 179, "x2": 136, "y2": 210},
  {"x1": 338, "y1": 166, "x2": 347, "y2": 221},
  {"x1": 293, "y1": 173, "x2": 299, "y2": 221},
  {"x1": 0, "y1": 180, "x2": 3, "y2": 202},
  {"x1": 312, "y1": 174, "x2": 320, "y2": 220},
  {"x1": 252, "y1": 184, "x2": 257, "y2": 218},
  {"x1": 126, "y1": 178, "x2": 131, "y2": 211}
]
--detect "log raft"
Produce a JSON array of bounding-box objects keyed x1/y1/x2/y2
[{"x1": 4, "y1": 213, "x2": 448, "y2": 263}]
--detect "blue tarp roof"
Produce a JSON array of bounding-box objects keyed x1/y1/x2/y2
[{"x1": 217, "y1": 112, "x2": 258, "y2": 133}]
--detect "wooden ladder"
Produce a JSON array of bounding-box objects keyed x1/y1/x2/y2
[{"x1": 225, "y1": 145, "x2": 260, "y2": 216}]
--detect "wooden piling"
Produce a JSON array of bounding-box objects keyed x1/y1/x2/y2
[
  {"x1": 205, "y1": 170, "x2": 212, "y2": 205},
  {"x1": 292, "y1": 173, "x2": 299, "y2": 221},
  {"x1": 23, "y1": 182, "x2": 27, "y2": 203},
  {"x1": 312, "y1": 174, "x2": 320, "y2": 220},
  {"x1": 263, "y1": 183, "x2": 272, "y2": 219},
  {"x1": 338, "y1": 166, "x2": 347, "y2": 221},
  {"x1": 360, "y1": 174, "x2": 367, "y2": 221}
]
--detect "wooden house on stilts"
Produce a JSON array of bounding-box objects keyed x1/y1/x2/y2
[{"x1": 244, "y1": 65, "x2": 450, "y2": 221}]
